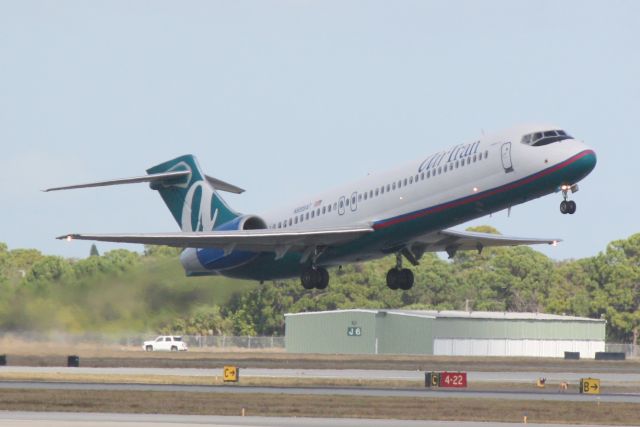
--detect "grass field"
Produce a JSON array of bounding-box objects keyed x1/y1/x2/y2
[
  {"x1": 1, "y1": 342, "x2": 638, "y2": 373},
  {"x1": 0, "y1": 388, "x2": 637, "y2": 425}
]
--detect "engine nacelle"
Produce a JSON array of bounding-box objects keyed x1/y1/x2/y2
[{"x1": 180, "y1": 215, "x2": 266, "y2": 274}]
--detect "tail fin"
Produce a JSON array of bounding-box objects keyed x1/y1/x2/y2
[{"x1": 146, "y1": 155, "x2": 240, "y2": 231}]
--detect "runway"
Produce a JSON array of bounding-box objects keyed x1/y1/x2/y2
[
  {"x1": 2, "y1": 366, "x2": 639, "y2": 384},
  {"x1": 0, "y1": 380, "x2": 638, "y2": 403},
  {"x1": 0, "y1": 411, "x2": 623, "y2": 427}
]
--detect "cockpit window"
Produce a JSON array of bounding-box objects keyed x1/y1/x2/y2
[{"x1": 521, "y1": 129, "x2": 572, "y2": 147}]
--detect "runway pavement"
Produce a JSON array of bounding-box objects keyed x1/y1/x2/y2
[
  {"x1": 1, "y1": 366, "x2": 639, "y2": 383},
  {"x1": 0, "y1": 380, "x2": 638, "y2": 403},
  {"x1": 0, "y1": 411, "x2": 623, "y2": 427}
]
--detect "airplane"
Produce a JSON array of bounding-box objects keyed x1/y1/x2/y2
[{"x1": 47, "y1": 124, "x2": 596, "y2": 291}]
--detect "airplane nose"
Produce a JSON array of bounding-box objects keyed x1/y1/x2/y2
[{"x1": 563, "y1": 147, "x2": 596, "y2": 185}]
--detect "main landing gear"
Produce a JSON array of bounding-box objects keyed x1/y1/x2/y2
[
  {"x1": 560, "y1": 184, "x2": 578, "y2": 215},
  {"x1": 386, "y1": 253, "x2": 414, "y2": 290},
  {"x1": 301, "y1": 266, "x2": 329, "y2": 290}
]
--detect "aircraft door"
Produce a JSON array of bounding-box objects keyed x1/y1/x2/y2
[
  {"x1": 501, "y1": 142, "x2": 514, "y2": 173},
  {"x1": 338, "y1": 196, "x2": 345, "y2": 215},
  {"x1": 350, "y1": 192, "x2": 358, "y2": 212}
]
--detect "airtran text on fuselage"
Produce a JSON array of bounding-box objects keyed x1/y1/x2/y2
[{"x1": 418, "y1": 141, "x2": 481, "y2": 173}]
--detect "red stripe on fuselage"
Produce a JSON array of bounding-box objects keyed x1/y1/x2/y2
[{"x1": 373, "y1": 149, "x2": 595, "y2": 230}]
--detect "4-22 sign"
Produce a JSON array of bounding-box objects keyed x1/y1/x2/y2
[{"x1": 439, "y1": 372, "x2": 467, "y2": 388}]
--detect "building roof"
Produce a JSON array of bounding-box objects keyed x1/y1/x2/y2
[{"x1": 285, "y1": 309, "x2": 604, "y2": 323}]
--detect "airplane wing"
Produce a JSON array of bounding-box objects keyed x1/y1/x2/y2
[
  {"x1": 58, "y1": 225, "x2": 374, "y2": 252},
  {"x1": 413, "y1": 229, "x2": 560, "y2": 258}
]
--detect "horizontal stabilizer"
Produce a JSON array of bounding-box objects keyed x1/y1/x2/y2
[
  {"x1": 44, "y1": 171, "x2": 245, "y2": 194},
  {"x1": 204, "y1": 175, "x2": 245, "y2": 194},
  {"x1": 43, "y1": 171, "x2": 190, "y2": 192}
]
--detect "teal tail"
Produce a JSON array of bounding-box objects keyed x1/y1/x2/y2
[{"x1": 146, "y1": 155, "x2": 240, "y2": 231}]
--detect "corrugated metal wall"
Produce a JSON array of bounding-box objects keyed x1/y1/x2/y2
[
  {"x1": 285, "y1": 310, "x2": 606, "y2": 357},
  {"x1": 433, "y1": 318, "x2": 605, "y2": 340},
  {"x1": 376, "y1": 312, "x2": 433, "y2": 355},
  {"x1": 285, "y1": 311, "x2": 378, "y2": 354}
]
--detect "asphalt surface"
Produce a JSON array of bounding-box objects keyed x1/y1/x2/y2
[
  {"x1": 0, "y1": 380, "x2": 638, "y2": 403},
  {"x1": 2, "y1": 366, "x2": 639, "y2": 383},
  {"x1": 0, "y1": 412, "x2": 622, "y2": 427}
]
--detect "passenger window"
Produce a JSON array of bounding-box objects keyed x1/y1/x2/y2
[
  {"x1": 467, "y1": 158, "x2": 471, "y2": 165},
  {"x1": 295, "y1": 217, "x2": 298, "y2": 224},
  {"x1": 427, "y1": 171, "x2": 431, "y2": 178},
  {"x1": 333, "y1": 203, "x2": 337, "y2": 210},
  {"x1": 386, "y1": 184, "x2": 390, "y2": 192},
  {"x1": 484, "y1": 150, "x2": 489, "y2": 159},
  {"x1": 340, "y1": 200, "x2": 344, "y2": 208},
  {"x1": 403, "y1": 178, "x2": 407, "y2": 186},
  {"x1": 369, "y1": 190, "x2": 373, "y2": 198},
  {"x1": 322, "y1": 206, "x2": 326, "y2": 214},
  {"x1": 420, "y1": 172, "x2": 424, "y2": 180},
  {"x1": 311, "y1": 211, "x2": 314, "y2": 218},
  {"x1": 328, "y1": 205, "x2": 332, "y2": 212},
  {"x1": 438, "y1": 166, "x2": 442, "y2": 174},
  {"x1": 375, "y1": 188, "x2": 379, "y2": 196},
  {"x1": 358, "y1": 194, "x2": 362, "y2": 202},
  {"x1": 305, "y1": 212, "x2": 309, "y2": 220},
  {"x1": 346, "y1": 198, "x2": 350, "y2": 206},
  {"x1": 364, "y1": 192, "x2": 368, "y2": 200},
  {"x1": 392, "y1": 182, "x2": 396, "y2": 190}
]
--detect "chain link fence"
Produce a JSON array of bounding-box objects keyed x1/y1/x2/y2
[{"x1": 0, "y1": 332, "x2": 285, "y2": 351}]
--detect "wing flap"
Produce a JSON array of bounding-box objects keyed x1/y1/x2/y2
[{"x1": 58, "y1": 225, "x2": 373, "y2": 250}]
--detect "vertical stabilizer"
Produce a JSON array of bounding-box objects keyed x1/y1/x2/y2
[{"x1": 146, "y1": 155, "x2": 240, "y2": 231}]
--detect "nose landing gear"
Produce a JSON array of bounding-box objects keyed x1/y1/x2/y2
[{"x1": 560, "y1": 184, "x2": 578, "y2": 215}]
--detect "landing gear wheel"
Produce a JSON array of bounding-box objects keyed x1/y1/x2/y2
[
  {"x1": 560, "y1": 200, "x2": 568, "y2": 214},
  {"x1": 386, "y1": 269, "x2": 400, "y2": 290},
  {"x1": 399, "y1": 269, "x2": 414, "y2": 290},
  {"x1": 301, "y1": 268, "x2": 316, "y2": 290},
  {"x1": 301, "y1": 267, "x2": 330, "y2": 290},
  {"x1": 567, "y1": 200, "x2": 577, "y2": 214},
  {"x1": 386, "y1": 268, "x2": 414, "y2": 290},
  {"x1": 316, "y1": 267, "x2": 329, "y2": 290}
]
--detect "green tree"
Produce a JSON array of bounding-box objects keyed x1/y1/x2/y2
[{"x1": 90, "y1": 244, "x2": 100, "y2": 257}]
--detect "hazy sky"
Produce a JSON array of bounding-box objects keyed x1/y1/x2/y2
[{"x1": 1, "y1": 0, "x2": 638, "y2": 260}]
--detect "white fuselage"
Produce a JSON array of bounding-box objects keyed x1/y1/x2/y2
[{"x1": 261, "y1": 125, "x2": 591, "y2": 235}]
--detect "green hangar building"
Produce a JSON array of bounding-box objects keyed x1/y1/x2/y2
[{"x1": 284, "y1": 309, "x2": 606, "y2": 358}]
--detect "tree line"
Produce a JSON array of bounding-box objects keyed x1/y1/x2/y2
[{"x1": 0, "y1": 227, "x2": 638, "y2": 344}]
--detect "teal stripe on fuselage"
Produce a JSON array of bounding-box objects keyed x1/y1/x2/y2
[{"x1": 220, "y1": 150, "x2": 596, "y2": 281}]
